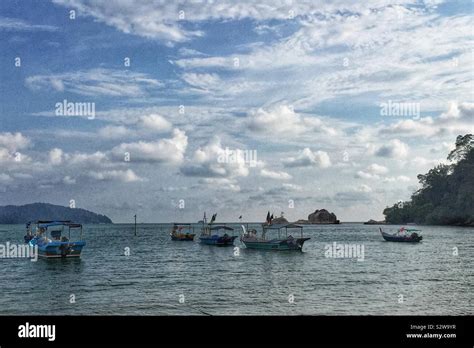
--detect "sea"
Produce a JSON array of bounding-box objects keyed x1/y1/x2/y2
[{"x1": 0, "y1": 223, "x2": 472, "y2": 315}]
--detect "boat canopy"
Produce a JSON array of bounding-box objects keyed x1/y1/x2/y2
[
  {"x1": 263, "y1": 223, "x2": 303, "y2": 230},
  {"x1": 30, "y1": 221, "x2": 82, "y2": 229},
  {"x1": 210, "y1": 225, "x2": 234, "y2": 231}
]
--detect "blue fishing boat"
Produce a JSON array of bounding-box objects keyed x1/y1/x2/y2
[
  {"x1": 379, "y1": 227, "x2": 422, "y2": 243},
  {"x1": 240, "y1": 223, "x2": 310, "y2": 251},
  {"x1": 24, "y1": 221, "x2": 86, "y2": 258},
  {"x1": 198, "y1": 213, "x2": 237, "y2": 246},
  {"x1": 199, "y1": 225, "x2": 237, "y2": 246}
]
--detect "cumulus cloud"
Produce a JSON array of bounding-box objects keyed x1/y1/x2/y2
[
  {"x1": 246, "y1": 105, "x2": 337, "y2": 137},
  {"x1": 373, "y1": 139, "x2": 409, "y2": 159},
  {"x1": 260, "y1": 168, "x2": 292, "y2": 180},
  {"x1": 379, "y1": 102, "x2": 474, "y2": 138},
  {"x1": 180, "y1": 136, "x2": 251, "y2": 178},
  {"x1": 356, "y1": 163, "x2": 389, "y2": 178},
  {"x1": 283, "y1": 148, "x2": 331, "y2": 168},
  {"x1": 366, "y1": 163, "x2": 389, "y2": 175},
  {"x1": 136, "y1": 114, "x2": 172, "y2": 133},
  {"x1": 88, "y1": 169, "x2": 144, "y2": 183},
  {"x1": 49, "y1": 148, "x2": 63, "y2": 165},
  {"x1": 0, "y1": 132, "x2": 30, "y2": 152},
  {"x1": 112, "y1": 128, "x2": 188, "y2": 164}
]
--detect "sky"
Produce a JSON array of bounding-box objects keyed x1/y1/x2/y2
[{"x1": 0, "y1": 0, "x2": 472, "y2": 223}]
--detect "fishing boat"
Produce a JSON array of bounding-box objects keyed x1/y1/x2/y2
[
  {"x1": 379, "y1": 227, "x2": 423, "y2": 243},
  {"x1": 24, "y1": 221, "x2": 86, "y2": 258},
  {"x1": 170, "y1": 223, "x2": 195, "y2": 241},
  {"x1": 240, "y1": 223, "x2": 310, "y2": 251},
  {"x1": 198, "y1": 213, "x2": 237, "y2": 246},
  {"x1": 199, "y1": 225, "x2": 237, "y2": 246}
]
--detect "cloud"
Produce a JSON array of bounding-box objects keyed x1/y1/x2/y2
[
  {"x1": 136, "y1": 114, "x2": 172, "y2": 133},
  {"x1": 98, "y1": 114, "x2": 172, "y2": 139},
  {"x1": 356, "y1": 164, "x2": 408, "y2": 182},
  {"x1": 25, "y1": 68, "x2": 163, "y2": 97},
  {"x1": 49, "y1": 148, "x2": 63, "y2": 165},
  {"x1": 198, "y1": 178, "x2": 241, "y2": 192},
  {"x1": 180, "y1": 136, "x2": 250, "y2": 178},
  {"x1": 0, "y1": 17, "x2": 58, "y2": 31},
  {"x1": 260, "y1": 168, "x2": 292, "y2": 180},
  {"x1": 355, "y1": 171, "x2": 378, "y2": 180},
  {"x1": 181, "y1": 73, "x2": 221, "y2": 92},
  {"x1": 53, "y1": 0, "x2": 391, "y2": 44},
  {"x1": 366, "y1": 163, "x2": 389, "y2": 175},
  {"x1": 356, "y1": 184, "x2": 373, "y2": 193},
  {"x1": 98, "y1": 125, "x2": 129, "y2": 139},
  {"x1": 283, "y1": 148, "x2": 331, "y2": 168},
  {"x1": 0, "y1": 173, "x2": 13, "y2": 184},
  {"x1": 62, "y1": 176, "x2": 76, "y2": 185},
  {"x1": 112, "y1": 128, "x2": 188, "y2": 164},
  {"x1": 373, "y1": 139, "x2": 409, "y2": 159},
  {"x1": 171, "y1": 5, "x2": 472, "y2": 112},
  {"x1": 379, "y1": 102, "x2": 474, "y2": 138},
  {"x1": 52, "y1": 0, "x2": 203, "y2": 43},
  {"x1": 66, "y1": 151, "x2": 109, "y2": 167},
  {"x1": 87, "y1": 169, "x2": 144, "y2": 182},
  {"x1": 178, "y1": 48, "x2": 206, "y2": 57},
  {"x1": 0, "y1": 132, "x2": 30, "y2": 152},
  {"x1": 383, "y1": 175, "x2": 411, "y2": 183}
]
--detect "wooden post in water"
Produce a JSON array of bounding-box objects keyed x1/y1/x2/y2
[{"x1": 134, "y1": 214, "x2": 137, "y2": 236}]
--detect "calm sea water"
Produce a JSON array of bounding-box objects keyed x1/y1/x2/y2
[{"x1": 0, "y1": 223, "x2": 472, "y2": 315}]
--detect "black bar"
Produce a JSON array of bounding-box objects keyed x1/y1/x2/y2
[{"x1": 0, "y1": 315, "x2": 471, "y2": 346}]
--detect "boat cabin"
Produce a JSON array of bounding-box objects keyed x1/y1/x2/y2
[
  {"x1": 28, "y1": 220, "x2": 83, "y2": 242},
  {"x1": 261, "y1": 223, "x2": 304, "y2": 240}
]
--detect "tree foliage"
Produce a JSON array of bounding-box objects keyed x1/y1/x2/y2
[{"x1": 383, "y1": 134, "x2": 474, "y2": 226}]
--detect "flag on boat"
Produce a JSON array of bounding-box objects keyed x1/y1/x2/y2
[{"x1": 210, "y1": 213, "x2": 216, "y2": 224}]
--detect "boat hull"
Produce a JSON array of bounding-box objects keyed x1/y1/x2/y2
[
  {"x1": 199, "y1": 235, "x2": 237, "y2": 246},
  {"x1": 380, "y1": 231, "x2": 422, "y2": 243},
  {"x1": 29, "y1": 240, "x2": 86, "y2": 258},
  {"x1": 241, "y1": 237, "x2": 310, "y2": 251},
  {"x1": 171, "y1": 233, "x2": 195, "y2": 241}
]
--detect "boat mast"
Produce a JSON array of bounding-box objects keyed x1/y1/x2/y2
[{"x1": 134, "y1": 214, "x2": 137, "y2": 236}]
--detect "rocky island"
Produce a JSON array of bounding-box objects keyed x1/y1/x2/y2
[
  {"x1": 294, "y1": 209, "x2": 340, "y2": 224},
  {"x1": 364, "y1": 219, "x2": 386, "y2": 225}
]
